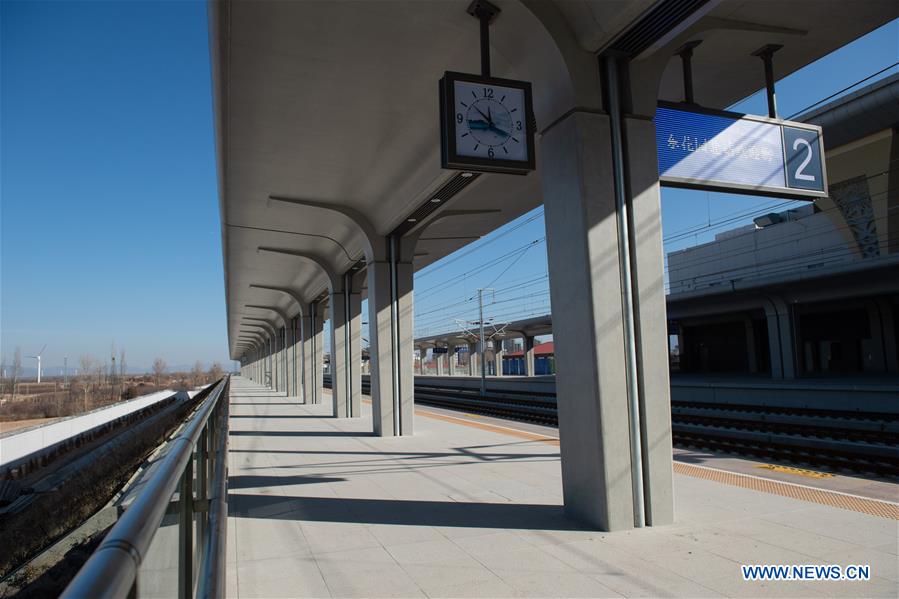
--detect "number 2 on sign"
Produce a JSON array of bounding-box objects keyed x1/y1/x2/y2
[{"x1": 793, "y1": 138, "x2": 815, "y2": 182}]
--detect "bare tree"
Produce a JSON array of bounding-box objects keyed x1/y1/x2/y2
[
  {"x1": 11, "y1": 347, "x2": 22, "y2": 400},
  {"x1": 119, "y1": 348, "x2": 127, "y2": 379},
  {"x1": 152, "y1": 358, "x2": 167, "y2": 389},
  {"x1": 79, "y1": 355, "x2": 95, "y2": 411},
  {"x1": 191, "y1": 361, "x2": 205, "y2": 387},
  {"x1": 208, "y1": 361, "x2": 224, "y2": 383},
  {"x1": 109, "y1": 341, "x2": 117, "y2": 396}
]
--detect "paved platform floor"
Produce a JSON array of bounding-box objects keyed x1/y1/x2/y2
[{"x1": 226, "y1": 377, "x2": 898, "y2": 598}]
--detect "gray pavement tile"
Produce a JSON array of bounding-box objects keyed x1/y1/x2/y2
[
  {"x1": 368, "y1": 523, "x2": 449, "y2": 547},
  {"x1": 385, "y1": 537, "x2": 476, "y2": 565},
  {"x1": 399, "y1": 561, "x2": 505, "y2": 594},
  {"x1": 492, "y1": 568, "x2": 624, "y2": 598},
  {"x1": 424, "y1": 575, "x2": 523, "y2": 598},
  {"x1": 299, "y1": 521, "x2": 384, "y2": 555},
  {"x1": 235, "y1": 555, "x2": 331, "y2": 599},
  {"x1": 451, "y1": 531, "x2": 541, "y2": 559},
  {"x1": 233, "y1": 515, "x2": 312, "y2": 562}
]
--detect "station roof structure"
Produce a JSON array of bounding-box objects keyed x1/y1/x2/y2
[{"x1": 210, "y1": 0, "x2": 898, "y2": 359}]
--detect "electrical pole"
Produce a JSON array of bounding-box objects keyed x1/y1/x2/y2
[
  {"x1": 478, "y1": 289, "x2": 486, "y2": 396},
  {"x1": 477, "y1": 288, "x2": 493, "y2": 396}
]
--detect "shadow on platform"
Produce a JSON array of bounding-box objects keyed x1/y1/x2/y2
[
  {"x1": 228, "y1": 493, "x2": 582, "y2": 531},
  {"x1": 229, "y1": 474, "x2": 347, "y2": 490}
]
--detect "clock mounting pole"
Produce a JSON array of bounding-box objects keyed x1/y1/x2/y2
[{"x1": 467, "y1": 0, "x2": 500, "y2": 78}]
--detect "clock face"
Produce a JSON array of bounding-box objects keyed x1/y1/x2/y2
[{"x1": 452, "y1": 80, "x2": 528, "y2": 162}]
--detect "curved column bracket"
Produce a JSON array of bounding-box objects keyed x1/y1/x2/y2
[
  {"x1": 244, "y1": 304, "x2": 290, "y2": 327},
  {"x1": 257, "y1": 247, "x2": 344, "y2": 292},
  {"x1": 248, "y1": 284, "x2": 308, "y2": 316},
  {"x1": 241, "y1": 324, "x2": 276, "y2": 338},
  {"x1": 268, "y1": 195, "x2": 381, "y2": 261}
]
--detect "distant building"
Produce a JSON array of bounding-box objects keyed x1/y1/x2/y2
[{"x1": 502, "y1": 341, "x2": 555, "y2": 375}]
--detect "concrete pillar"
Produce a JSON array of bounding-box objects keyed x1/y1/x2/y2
[
  {"x1": 539, "y1": 101, "x2": 674, "y2": 529},
  {"x1": 495, "y1": 341, "x2": 504, "y2": 377},
  {"x1": 523, "y1": 336, "x2": 535, "y2": 377},
  {"x1": 467, "y1": 343, "x2": 476, "y2": 376},
  {"x1": 313, "y1": 306, "x2": 324, "y2": 405},
  {"x1": 330, "y1": 274, "x2": 361, "y2": 418},
  {"x1": 447, "y1": 344, "x2": 456, "y2": 376},
  {"x1": 435, "y1": 349, "x2": 443, "y2": 376},
  {"x1": 330, "y1": 288, "x2": 349, "y2": 417},
  {"x1": 277, "y1": 327, "x2": 285, "y2": 393},
  {"x1": 290, "y1": 314, "x2": 303, "y2": 403},
  {"x1": 301, "y1": 315, "x2": 312, "y2": 401},
  {"x1": 347, "y1": 285, "x2": 363, "y2": 416},
  {"x1": 269, "y1": 334, "x2": 277, "y2": 391},
  {"x1": 301, "y1": 305, "x2": 323, "y2": 404},
  {"x1": 284, "y1": 325, "x2": 292, "y2": 396},
  {"x1": 367, "y1": 237, "x2": 414, "y2": 436},
  {"x1": 282, "y1": 326, "x2": 289, "y2": 393},
  {"x1": 764, "y1": 296, "x2": 796, "y2": 379}
]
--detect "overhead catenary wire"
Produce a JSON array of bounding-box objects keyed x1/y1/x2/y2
[
  {"x1": 416, "y1": 208, "x2": 544, "y2": 280},
  {"x1": 786, "y1": 61, "x2": 899, "y2": 120}
]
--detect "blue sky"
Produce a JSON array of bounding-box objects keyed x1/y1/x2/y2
[
  {"x1": 2, "y1": 0, "x2": 223, "y2": 372},
  {"x1": 2, "y1": 1, "x2": 896, "y2": 371}
]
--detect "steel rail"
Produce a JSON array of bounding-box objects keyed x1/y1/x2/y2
[{"x1": 62, "y1": 377, "x2": 230, "y2": 599}]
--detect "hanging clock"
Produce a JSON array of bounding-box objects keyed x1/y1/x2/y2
[{"x1": 440, "y1": 71, "x2": 536, "y2": 175}]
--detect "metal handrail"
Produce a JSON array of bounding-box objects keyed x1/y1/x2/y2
[
  {"x1": 62, "y1": 377, "x2": 230, "y2": 599},
  {"x1": 196, "y1": 392, "x2": 229, "y2": 599}
]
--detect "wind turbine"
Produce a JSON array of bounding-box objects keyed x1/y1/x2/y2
[{"x1": 27, "y1": 345, "x2": 46, "y2": 384}]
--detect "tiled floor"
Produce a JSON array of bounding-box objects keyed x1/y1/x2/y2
[{"x1": 226, "y1": 377, "x2": 898, "y2": 598}]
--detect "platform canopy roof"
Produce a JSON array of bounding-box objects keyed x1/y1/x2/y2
[{"x1": 210, "y1": 0, "x2": 897, "y2": 359}]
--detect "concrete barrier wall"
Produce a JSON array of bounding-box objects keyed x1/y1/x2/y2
[
  {"x1": 669, "y1": 379, "x2": 899, "y2": 414},
  {"x1": 0, "y1": 389, "x2": 182, "y2": 467},
  {"x1": 413, "y1": 375, "x2": 557, "y2": 395},
  {"x1": 349, "y1": 374, "x2": 897, "y2": 414}
]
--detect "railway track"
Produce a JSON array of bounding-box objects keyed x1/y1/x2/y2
[{"x1": 346, "y1": 378, "x2": 899, "y2": 477}]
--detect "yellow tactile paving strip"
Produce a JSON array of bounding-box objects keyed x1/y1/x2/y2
[
  {"x1": 672, "y1": 461, "x2": 899, "y2": 520},
  {"x1": 413, "y1": 404, "x2": 899, "y2": 521}
]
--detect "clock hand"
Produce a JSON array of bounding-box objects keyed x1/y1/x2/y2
[
  {"x1": 472, "y1": 105, "x2": 490, "y2": 122},
  {"x1": 487, "y1": 123, "x2": 509, "y2": 137},
  {"x1": 487, "y1": 105, "x2": 492, "y2": 125}
]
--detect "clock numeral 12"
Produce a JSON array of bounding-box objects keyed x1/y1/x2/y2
[{"x1": 484, "y1": 88, "x2": 493, "y2": 98}]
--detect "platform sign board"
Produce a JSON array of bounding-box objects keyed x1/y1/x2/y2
[
  {"x1": 655, "y1": 102, "x2": 827, "y2": 200},
  {"x1": 432, "y1": 347, "x2": 449, "y2": 354}
]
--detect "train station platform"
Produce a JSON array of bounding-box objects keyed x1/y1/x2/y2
[{"x1": 226, "y1": 377, "x2": 898, "y2": 598}]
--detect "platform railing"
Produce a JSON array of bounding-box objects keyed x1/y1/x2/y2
[{"x1": 62, "y1": 376, "x2": 231, "y2": 599}]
